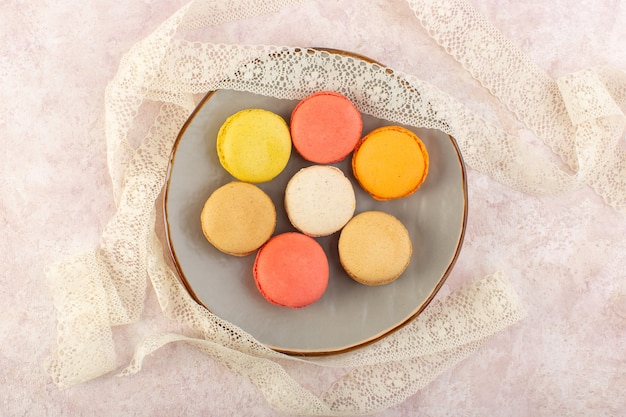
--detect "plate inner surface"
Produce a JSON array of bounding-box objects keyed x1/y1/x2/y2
[{"x1": 165, "y1": 89, "x2": 467, "y2": 354}]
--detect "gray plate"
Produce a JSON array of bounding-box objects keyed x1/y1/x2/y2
[{"x1": 164, "y1": 89, "x2": 467, "y2": 355}]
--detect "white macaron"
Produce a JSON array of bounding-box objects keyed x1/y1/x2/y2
[{"x1": 284, "y1": 165, "x2": 356, "y2": 237}]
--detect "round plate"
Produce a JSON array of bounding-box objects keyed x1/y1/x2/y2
[{"x1": 164, "y1": 54, "x2": 468, "y2": 356}]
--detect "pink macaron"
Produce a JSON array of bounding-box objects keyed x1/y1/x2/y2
[
  {"x1": 253, "y1": 232, "x2": 329, "y2": 308},
  {"x1": 290, "y1": 91, "x2": 362, "y2": 164}
]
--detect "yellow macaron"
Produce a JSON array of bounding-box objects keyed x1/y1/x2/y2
[{"x1": 217, "y1": 109, "x2": 292, "y2": 183}]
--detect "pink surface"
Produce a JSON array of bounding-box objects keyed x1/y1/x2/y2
[{"x1": 1, "y1": 1, "x2": 625, "y2": 416}]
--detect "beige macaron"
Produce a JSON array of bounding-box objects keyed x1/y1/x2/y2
[
  {"x1": 338, "y1": 211, "x2": 412, "y2": 285},
  {"x1": 200, "y1": 181, "x2": 276, "y2": 256},
  {"x1": 284, "y1": 165, "x2": 356, "y2": 237}
]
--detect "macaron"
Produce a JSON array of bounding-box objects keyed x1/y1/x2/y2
[
  {"x1": 352, "y1": 125, "x2": 429, "y2": 200},
  {"x1": 217, "y1": 108, "x2": 292, "y2": 183},
  {"x1": 338, "y1": 211, "x2": 412, "y2": 286},
  {"x1": 200, "y1": 181, "x2": 276, "y2": 256},
  {"x1": 284, "y1": 165, "x2": 356, "y2": 237},
  {"x1": 290, "y1": 91, "x2": 362, "y2": 164},
  {"x1": 253, "y1": 232, "x2": 329, "y2": 308}
]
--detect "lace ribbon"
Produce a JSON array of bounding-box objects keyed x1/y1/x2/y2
[
  {"x1": 408, "y1": 0, "x2": 626, "y2": 209},
  {"x1": 45, "y1": 0, "x2": 624, "y2": 414}
]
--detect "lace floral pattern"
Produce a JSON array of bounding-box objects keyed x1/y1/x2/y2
[
  {"x1": 45, "y1": 0, "x2": 625, "y2": 414},
  {"x1": 407, "y1": 0, "x2": 626, "y2": 210}
]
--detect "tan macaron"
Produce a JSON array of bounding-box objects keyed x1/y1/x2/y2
[
  {"x1": 200, "y1": 181, "x2": 276, "y2": 256},
  {"x1": 338, "y1": 211, "x2": 412, "y2": 285}
]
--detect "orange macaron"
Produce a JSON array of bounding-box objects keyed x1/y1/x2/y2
[
  {"x1": 290, "y1": 91, "x2": 362, "y2": 164},
  {"x1": 253, "y1": 232, "x2": 329, "y2": 308},
  {"x1": 352, "y1": 125, "x2": 429, "y2": 200}
]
